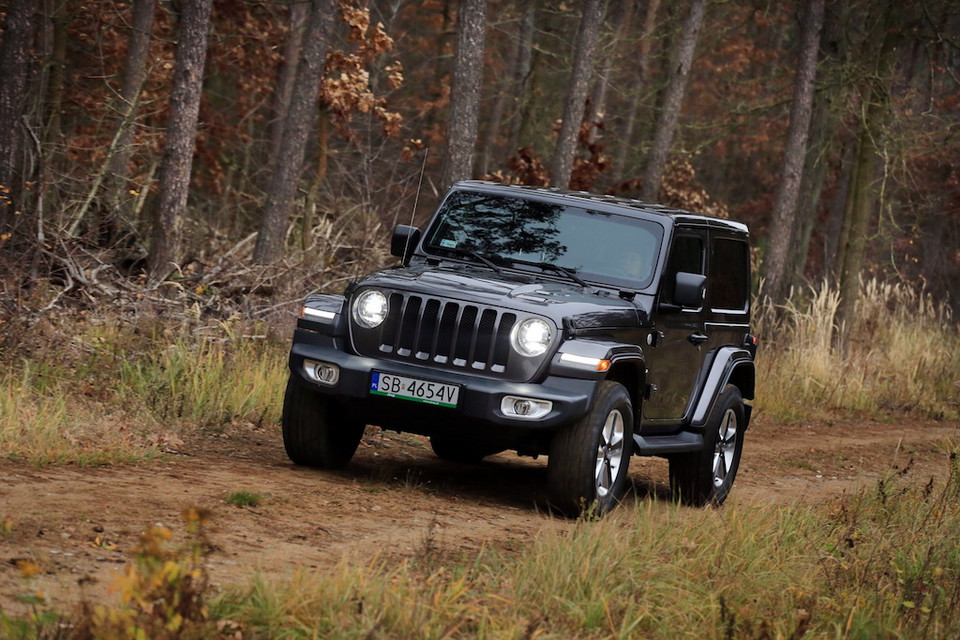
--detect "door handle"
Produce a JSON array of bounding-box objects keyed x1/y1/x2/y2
[{"x1": 687, "y1": 332, "x2": 708, "y2": 346}]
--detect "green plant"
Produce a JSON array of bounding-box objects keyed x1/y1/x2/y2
[{"x1": 225, "y1": 490, "x2": 264, "y2": 508}]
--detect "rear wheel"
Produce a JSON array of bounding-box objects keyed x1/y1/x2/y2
[
  {"x1": 548, "y1": 381, "x2": 633, "y2": 516},
  {"x1": 669, "y1": 384, "x2": 745, "y2": 506},
  {"x1": 282, "y1": 377, "x2": 365, "y2": 469}
]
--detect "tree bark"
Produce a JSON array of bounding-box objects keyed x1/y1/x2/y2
[
  {"x1": 267, "y1": 0, "x2": 308, "y2": 170},
  {"x1": 0, "y1": 0, "x2": 36, "y2": 241},
  {"x1": 480, "y1": 5, "x2": 522, "y2": 176},
  {"x1": 759, "y1": 0, "x2": 825, "y2": 304},
  {"x1": 441, "y1": 0, "x2": 488, "y2": 189},
  {"x1": 548, "y1": 0, "x2": 605, "y2": 189},
  {"x1": 507, "y1": 1, "x2": 535, "y2": 154},
  {"x1": 586, "y1": 0, "x2": 631, "y2": 147},
  {"x1": 147, "y1": 0, "x2": 213, "y2": 280},
  {"x1": 640, "y1": 0, "x2": 706, "y2": 202},
  {"x1": 834, "y1": 4, "x2": 900, "y2": 349},
  {"x1": 103, "y1": 0, "x2": 156, "y2": 240},
  {"x1": 611, "y1": 0, "x2": 660, "y2": 184},
  {"x1": 253, "y1": 0, "x2": 334, "y2": 265}
]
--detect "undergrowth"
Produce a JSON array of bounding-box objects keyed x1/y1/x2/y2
[
  {"x1": 6, "y1": 446, "x2": 956, "y2": 638},
  {"x1": 755, "y1": 278, "x2": 960, "y2": 422},
  {"x1": 0, "y1": 311, "x2": 287, "y2": 465}
]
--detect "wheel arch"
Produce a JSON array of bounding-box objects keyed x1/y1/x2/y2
[
  {"x1": 603, "y1": 359, "x2": 645, "y2": 434},
  {"x1": 549, "y1": 339, "x2": 646, "y2": 434},
  {"x1": 688, "y1": 347, "x2": 755, "y2": 430}
]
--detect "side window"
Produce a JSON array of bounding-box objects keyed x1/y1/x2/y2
[
  {"x1": 709, "y1": 238, "x2": 749, "y2": 311},
  {"x1": 662, "y1": 234, "x2": 704, "y2": 305}
]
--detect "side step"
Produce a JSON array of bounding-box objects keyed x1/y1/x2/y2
[{"x1": 633, "y1": 431, "x2": 702, "y2": 456}]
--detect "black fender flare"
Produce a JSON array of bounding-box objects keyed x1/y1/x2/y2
[
  {"x1": 548, "y1": 339, "x2": 646, "y2": 428},
  {"x1": 688, "y1": 346, "x2": 755, "y2": 429}
]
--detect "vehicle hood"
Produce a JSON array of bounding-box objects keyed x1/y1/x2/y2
[{"x1": 353, "y1": 265, "x2": 653, "y2": 328}]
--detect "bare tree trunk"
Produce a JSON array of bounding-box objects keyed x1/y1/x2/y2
[
  {"x1": 586, "y1": 0, "x2": 631, "y2": 147},
  {"x1": 760, "y1": 0, "x2": 825, "y2": 304},
  {"x1": 480, "y1": 5, "x2": 522, "y2": 176},
  {"x1": 147, "y1": 0, "x2": 213, "y2": 280},
  {"x1": 787, "y1": 0, "x2": 847, "y2": 290},
  {"x1": 253, "y1": 0, "x2": 334, "y2": 265},
  {"x1": 103, "y1": 0, "x2": 156, "y2": 241},
  {"x1": 0, "y1": 0, "x2": 36, "y2": 243},
  {"x1": 267, "y1": 0, "x2": 308, "y2": 169},
  {"x1": 441, "y1": 0, "x2": 488, "y2": 189},
  {"x1": 507, "y1": 1, "x2": 535, "y2": 154},
  {"x1": 640, "y1": 0, "x2": 706, "y2": 202},
  {"x1": 42, "y1": 0, "x2": 67, "y2": 149},
  {"x1": 835, "y1": 4, "x2": 899, "y2": 349},
  {"x1": 611, "y1": 0, "x2": 660, "y2": 184},
  {"x1": 549, "y1": 0, "x2": 605, "y2": 189}
]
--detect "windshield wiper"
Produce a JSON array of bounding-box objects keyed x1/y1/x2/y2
[
  {"x1": 441, "y1": 247, "x2": 503, "y2": 274},
  {"x1": 506, "y1": 258, "x2": 591, "y2": 288}
]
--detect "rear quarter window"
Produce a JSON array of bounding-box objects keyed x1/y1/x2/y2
[{"x1": 709, "y1": 238, "x2": 749, "y2": 311}]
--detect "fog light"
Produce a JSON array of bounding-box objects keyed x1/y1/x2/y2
[
  {"x1": 304, "y1": 359, "x2": 339, "y2": 386},
  {"x1": 501, "y1": 395, "x2": 552, "y2": 420}
]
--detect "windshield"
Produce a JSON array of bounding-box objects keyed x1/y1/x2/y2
[{"x1": 422, "y1": 191, "x2": 664, "y2": 288}]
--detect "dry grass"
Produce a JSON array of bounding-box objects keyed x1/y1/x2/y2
[
  {"x1": 755, "y1": 279, "x2": 960, "y2": 422},
  {"x1": 199, "y1": 446, "x2": 960, "y2": 639},
  {"x1": 0, "y1": 313, "x2": 288, "y2": 465}
]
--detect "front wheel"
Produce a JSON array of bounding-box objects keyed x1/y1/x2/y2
[
  {"x1": 282, "y1": 377, "x2": 365, "y2": 469},
  {"x1": 669, "y1": 384, "x2": 745, "y2": 506},
  {"x1": 548, "y1": 381, "x2": 634, "y2": 516}
]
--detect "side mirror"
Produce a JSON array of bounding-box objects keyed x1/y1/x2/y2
[
  {"x1": 390, "y1": 225, "x2": 421, "y2": 265},
  {"x1": 673, "y1": 272, "x2": 706, "y2": 308}
]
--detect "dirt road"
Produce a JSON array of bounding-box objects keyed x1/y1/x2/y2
[{"x1": 2, "y1": 415, "x2": 957, "y2": 615}]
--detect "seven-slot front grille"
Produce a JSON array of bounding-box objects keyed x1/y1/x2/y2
[{"x1": 352, "y1": 292, "x2": 518, "y2": 374}]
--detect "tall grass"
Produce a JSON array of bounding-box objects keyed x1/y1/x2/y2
[
  {"x1": 0, "y1": 363, "x2": 150, "y2": 466},
  {"x1": 755, "y1": 278, "x2": 960, "y2": 421},
  {"x1": 0, "y1": 315, "x2": 288, "y2": 464},
  {"x1": 204, "y1": 446, "x2": 960, "y2": 639},
  {"x1": 117, "y1": 331, "x2": 287, "y2": 428}
]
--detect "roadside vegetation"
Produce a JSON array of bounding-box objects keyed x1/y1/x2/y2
[
  {"x1": 756, "y1": 279, "x2": 960, "y2": 422},
  {"x1": 1, "y1": 272, "x2": 958, "y2": 637},
  {"x1": 2, "y1": 275, "x2": 956, "y2": 469},
  {"x1": 3, "y1": 441, "x2": 958, "y2": 639}
]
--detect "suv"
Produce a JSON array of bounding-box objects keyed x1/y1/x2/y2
[{"x1": 283, "y1": 181, "x2": 756, "y2": 515}]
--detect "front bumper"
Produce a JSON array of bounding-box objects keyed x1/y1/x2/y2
[{"x1": 287, "y1": 335, "x2": 596, "y2": 432}]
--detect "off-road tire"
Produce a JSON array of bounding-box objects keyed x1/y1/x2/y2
[
  {"x1": 282, "y1": 377, "x2": 365, "y2": 469},
  {"x1": 548, "y1": 381, "x2": 633, "y2": 516},
  {"x1": 669, "y1": 384, "x2": 745, "y2": 506}
]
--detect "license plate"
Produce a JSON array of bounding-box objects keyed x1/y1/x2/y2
[{"x1": 369, "y1": 372, "x2": 460, "y2": 408}]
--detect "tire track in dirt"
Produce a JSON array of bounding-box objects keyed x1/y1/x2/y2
[{"x1": 2, "y1": 416, "x2": 957, "y2": 615}]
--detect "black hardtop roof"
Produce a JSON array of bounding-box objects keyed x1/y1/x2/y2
[{"x1": 450, "y1": 180, "x2": 749, "y2": 235}]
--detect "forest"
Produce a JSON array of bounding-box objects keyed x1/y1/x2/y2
[
  {"x1": 0, "y1": 0, "x2": 957, "y2": 320},
  {"x1": 3, "y1": 2, "x2": 960, "y2": 637}
]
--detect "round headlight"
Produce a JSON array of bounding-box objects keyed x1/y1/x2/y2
[
  {"x1": 511, "y1": 317, "x2": 553, "y2": 357},
  {"x1": 353, "y1": 290, "x2": 388, "y2": 328}
]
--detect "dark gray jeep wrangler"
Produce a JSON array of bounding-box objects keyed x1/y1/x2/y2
[{"x1": 283, "y1": 181, "x2": 756, "y2": 515}]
